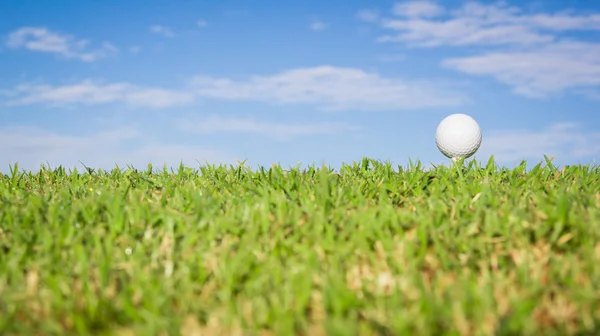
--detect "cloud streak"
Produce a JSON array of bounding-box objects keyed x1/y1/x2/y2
[
  {"x1": 4, "y1": 66, "x2": 466, "y2": 111},
  {"x1": 310, "y1": 19, "x2": 328, "y2": 31},
  {"x1": 150, "y1": 25, "x2": 176, "y2": 37},
  {"x1": 5, "y1": 27, "x2": 118, "y2": 62},
  {"x1": 356, "y1": 9, "x2": 380, "y2": 23},
  {"x1": 361, "y1": 1, "x2": 600, "y2": 99},
  {"x1": 190, "y1": 66, "x2": 466, "y2": 110},
  {"x1": 442, "y1": 41, "x2": 600, "y2": 98},
  {"x1": 4, "y1": 80, "x2": 196, "y2": 109},
  {"x1": 375, "y1": 1, "x2": 600, "y2": 47},
  {"x1": 392, "y1": 0, "x2": 444, "y2": 18},
  {"x1": 0, "y1": 125, "x2": 233, "y2": 172},
  {"x1": 480, "y1": 122, "x2": 600, "y2": 163}
]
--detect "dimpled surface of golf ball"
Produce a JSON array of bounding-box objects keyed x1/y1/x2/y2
[{"x1": 436, "y1": 113, "x2": 482, "y2": 160}]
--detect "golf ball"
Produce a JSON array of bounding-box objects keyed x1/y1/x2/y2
[{"x1": 435, "y1": 114, "x2": 482, "y2": 160}]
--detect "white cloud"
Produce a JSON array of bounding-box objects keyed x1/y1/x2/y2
[
  {"x1": 5, "y1": 27, "x2": 118, "y2": 62},
  {"x1": 356, "y1": 9, "x2": 380, "y2": 23},
  {"x1": 310, "y1": 20, "x2": 328, "y2": 31},
  {"x1": 129, "y1": 46, "x2": 141, "y2": 54},
  {"x1": 376, "y1": 1, "x2": 600, "y2": 47},
  {"x1": 366, "y1": 2, "x2": 600, "y2": 98},
  {"x1": 0, "y1": 125, "x2": 233, "y2": 172},
  {"x1": 442, "y1": 41, "x2": 600, "y2": 98},
  {"x1": 197, "y1": 20, "x2": 208, "y2": 27},
  {"x1": 479, "y1": 122, "x2": 600, "y2": 163},
  {"x1": 177, "y1": 115, "x2": 360, "y2": 141},
  {"x1": 150, "y1": 25, "x2": 175, "y2": 37},
  {"x1": 4, "y1": 80, "x2": 195, "y2": 109},
  {"x1": 190, "y1": 66, "x2": 466, "y2": 110},
  {"x1": 2, "y1": 66, "x2": 466, "y2": 111},
  {"x1": 392, "y1": 0, "x2": 445, "y2": 18},
  {"x1": 520, "y1": 12, "x2": 600, "y2": 31}
]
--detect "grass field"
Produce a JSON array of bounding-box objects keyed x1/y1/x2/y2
[{"x1": 1, "y1": 157, "x2": 599, "y2": 336}]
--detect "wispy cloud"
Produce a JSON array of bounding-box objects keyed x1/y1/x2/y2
[
  {"x1": 361, "y1": 1, "x2": 600, "y2": 99},
  {"x1": 3, "y1": 66, "x2": 465, "y2": 111},
  {"x1": 480, "y1": 122, "x2": 600, "y2": 163},
  {"x1": 310, "y1": 19, "x2": 328, "y2": 31},
  {"x1": 5, "y1": 27, "x2": 118, "y2": 62},
  {"x1": 4, "y1": 80, "x2": 195, "y2": 109},
  {"x1": 129, "y1": 46, "x2": 141, "y2": 54},
  {"x1": 374, "y1": 1, "x2": 600, "y2": 47},
  {"x1": 196, "y1": 20, "x2": 208, "y2": 27},
  {"x1": 177, "y1": 115, "x2": 360, "y2": 141},
  {"x1": 356, "y1": 9, "x2": 380, "y2": 23},
  {"x1": 442, "y1": 41, "x2": 600, "y2": 98},
  {"x1": 190, "y1": 66, "x2": 466, "y2": 110},
  {"x1": 0, "y1": 125, "x2": 233, "y2": 172},
  {"x1": 392, "y1": 0, "x2": 444, "y2": 18},
  {"x1": 150, "y1": 25, "x2": 175, "y2": 37}
]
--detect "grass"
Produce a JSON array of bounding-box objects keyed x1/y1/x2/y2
[{"x1": 1, "y1": 156, "x2": 599, "y2": 336}]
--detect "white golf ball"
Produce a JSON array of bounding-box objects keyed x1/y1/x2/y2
[{"x1": 435, "y1": 114, "x2": 482, "y2": 160}]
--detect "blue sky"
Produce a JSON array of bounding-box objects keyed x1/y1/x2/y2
[{"x1": 1, "y1": 0, "x2": 599, "y2": 172}]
